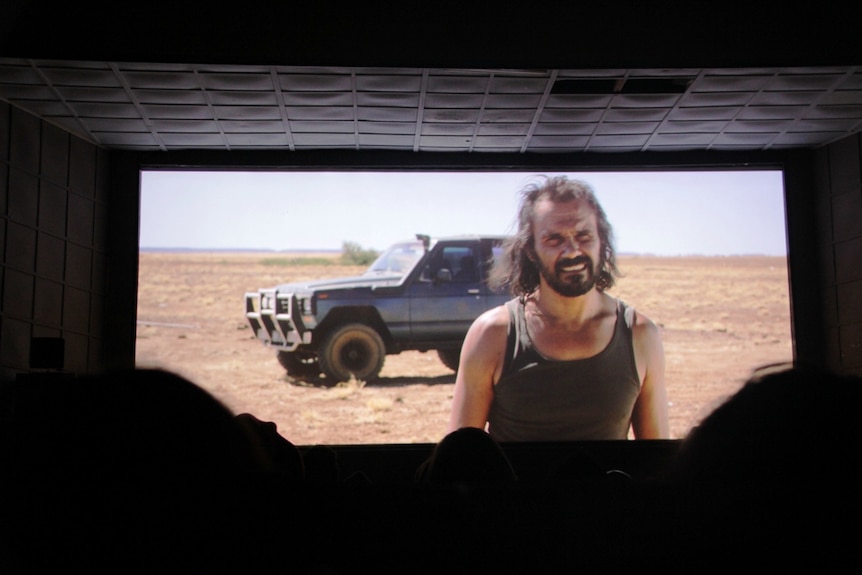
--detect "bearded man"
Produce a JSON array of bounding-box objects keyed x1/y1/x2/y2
[{"x1": 448, "y1": 176, "x2": 669, "y2": 441}]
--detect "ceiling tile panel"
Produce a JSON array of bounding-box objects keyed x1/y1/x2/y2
[
  {"x1": 150, "y1": 119, "x2": 221, "y2": 133},
  {"x1": 418, "y1": 135, "x2": 475, "y2": 148},
  {"x1": 293, "y1": 133, "x2": 357, "y2": 146},
  {"x1": 748, "y1": 91, "x2": 825, "y2": 106},
  {"x1": 226, "y1": 133, "x2": 292, "y2": 146},
  {"x1": 356, "y1": 121, "x2": 415, "y2": 134},
  {"x1": 356, "y1": 107, "x2": 418, "y2": 122},
  {"x1": 658, "y1": 120, "x2": 728, "y2": 133},
  {"x1": 483, "y1": 94, "x2": 544, "y2": 108},
  {"x1": 284, "y1": 106, "x2": 354, "y2": 120},
  {"x1": 289, "y1": 121, "x2": 355, "y2": 133},
  {"x1": 421, "y1": 124, "x2": 476, "y2": 136},
  {"x1": 611, "y1": 94, "x2": 682, "y2": 108},
  {"x1": 73, "y1": 102, "x2": 142, "y2": 118},
  {"x1": 603, "y1": 108, "x2": 669, "y2": 122},
  {"x1": 94, "y1": 132, "x2": 160, "y2": 146},
  {"x1": 122, "y1": 71, "x2": 203, "y2": 90},
  {"x1": 282, "y1": 92, "x2": 354, "y2": 106},
  {"x1": 648, "y1": 133, "x2": 719, "y2": 146},
  {"x1": 712, "y1": 132, "x2": 777, "y2": 146},
  {"x1": 792, "y1": 119, "x2": 860, "y2": 132},
  {"x1": 736, "y1": 106, "x2": 809, "y2": 120},
  {"x1": 16, "y1": 101, "x2": 71, "y2": 116},
  {"x1": 355, "y1": 74, "x2": 423, "y2": 92},
  {"x1": 83, "y1": 118, "x2": 150, "y2": 131},
  {"x1": 198, "y1": 73, "x2": 275, "y2": 91},
  {"x1": 678, "y1": 92, "x2": 755, "y2": 106},
  {"x1": 476, "y1": 124, "x2": 530, "y2": 136},
  {"x1": 40, "y1": 67, "x2": 119, "y2": 87},
  {"x1": 667, "y1": 106, "x2": 747, "y2": 121},
  {"x1": 55, "y1": 87, "x2": 131, "y2": 103},
  {"x1": 488, "y1": 77, "x2": 550, "y2": 93},
  {"x1": 0, "y1": 85, "x2": 59, "y2": 101},
  {"x1": 544, "y1": 94, "x2": 614, "y2": 108},
  {"x1": 208, "y1": 91, "x2": 279, "y2": 106},
  {"x1": 589, "y1": 134, "x2": 650, "y2": 147},
  {"x1": 423, "y1": 93, "x2": 486, "y2": 108},
  {"x1": 141, "y1": 104, "x2": 216, "y2": 120},
  {"x1": 819, "y1": 91, "x2": 862, "y2": 106},
  {"x1": 212, "y1": 106, "x2": 282, "y2": 120},
  {"x1": 0, "y1": 62, "x2": 45, "y2": 84},
  {"x1": 131, "y1": 89, "x2": 208, "y2": 105},
  {"x1": 766, "y1": 73, "x2": 846, "y2": 91},
  {"x1": 278, "y1": 74, "x2": 353, "y2": 92},
  {"x1": 804, "y1": 105, "x2": 862, "y2": 119},
  {"x1": 692, "y1": 75, "x2": 772, "y2": 92},
  {"x1": 772, "y1": 132, "x2": 845, "y2": 146},
  {"x1": 358, "y1": 134, "x2": 415, "y2": 147},
  {"x1": 473, "y1": 135, "x2": 527, "y2": 148},
  {"x1": 539, "y1": 108, "x2": 605, "y2": 122},
  {"x1": 160, "y1": 133, "x2": 227, "y2": 146},
  {"x1": 426, "y1": 76, "x2": 490, "y2": 93},
  {"x1": 724, "y1": 120, "x2": 792, "y2": 133},
  {"x1": 595, "y1": 121, "x2": 661, "y2": 135},
  {"x1": 355, "y1": 93, "x2": 420, "y2": 107},
  {"x1": 422, "y1": 109, "x2": 480, "y2": 123},
  {"x1": 526, "y1": 135, "x2": 591, "y2": 148},
  {"x1": 481, "y1": 109, "x2": 537, "y2": 123},
  {"x1": 532, "y1": 123, "x2": 595, "y2": 136}
]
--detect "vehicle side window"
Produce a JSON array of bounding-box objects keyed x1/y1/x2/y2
[{"x1": 421, "y1": 246, "x2": 478, "y2": 283}]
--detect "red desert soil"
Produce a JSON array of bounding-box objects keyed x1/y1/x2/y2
[{"x1": 135, "y1": 251, "x2": 793, "y2": 445}]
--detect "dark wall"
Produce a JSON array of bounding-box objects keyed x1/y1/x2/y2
[
  {"x1": 0, "y1": 102, "x2": 111, "y2": 378},
  {"x1": 812, "y1": 135, "x2": 862, "y2": 374}
]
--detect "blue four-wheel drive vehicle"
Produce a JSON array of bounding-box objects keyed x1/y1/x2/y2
[{"x1": 245, "y1": 234, "x2": 510, "y2": 384}]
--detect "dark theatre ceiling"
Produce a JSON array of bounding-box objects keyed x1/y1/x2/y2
[{"x1": 1, "y1": 3, "x2": 860, "y2": 155}]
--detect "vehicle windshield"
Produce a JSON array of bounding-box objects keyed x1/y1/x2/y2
[{"x1": 365, "y1": 241, "x2": 426, "y2": 275}]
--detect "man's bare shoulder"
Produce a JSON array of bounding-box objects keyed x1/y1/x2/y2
[
  {"x1": 631, "y1": 308, "x2": 660, "y2": 336},
  {"x1": 476, "y1": 302, "x2": 511, "y2": 327},
  {"x1": 628, "y1": 305, "x2": 664, "y2": 362},
  {"x1": 464, "y1": 302, "x2": 511, "y2": 347}
]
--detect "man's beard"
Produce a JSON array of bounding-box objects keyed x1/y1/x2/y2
[{"x1": 537, "y1": 253, "x2": 601, "y2": 297}]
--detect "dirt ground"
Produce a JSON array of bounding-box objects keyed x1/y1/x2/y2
[{"x1": 135, "y1": 251, "x2": 793, "y2": 445}]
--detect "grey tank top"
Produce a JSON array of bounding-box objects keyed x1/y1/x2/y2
[{"x1": 487, "y1": 297, "x2": 641, "y2": 442}]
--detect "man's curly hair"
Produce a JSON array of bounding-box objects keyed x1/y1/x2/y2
[{"x1": 489, "y1": 175, "x2": 620, "y2": 296}]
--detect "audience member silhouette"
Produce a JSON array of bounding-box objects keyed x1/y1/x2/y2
[
  {"x1": 302, "y1": 444, "x2": 340, "y2": 483},
  {"x1": 235, "y1": 411, "x2": 305, "y2": 482},
  {"x1": 2, "y1": 368, "x2": 291, "y2": 573},
  {"x1": 665, "y1": 363, "x2": 862, "y2": 572},
  {"x1": 668, "y1": 362, "x2": 861, "y2": 487},
  {"x1": 544, "y1": 447, "x2": 633, "y2": 485},
  {"x1": 415, "y1": 426, "x2": 518, "y2": 484}
]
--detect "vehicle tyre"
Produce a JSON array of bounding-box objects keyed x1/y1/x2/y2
[
  {"x1": 437, "y1": 348, "x2": 461, "y2": 372},
  {"x1": 277, "y1": 349, "x2": 320, "y2": 378},
  {"x1": 318, "y1": 323, "x2": 386, "y2": 383}
]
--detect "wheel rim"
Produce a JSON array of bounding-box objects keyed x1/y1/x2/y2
[{"x1": 339, "y1": 339, "x2": 372, "y2": 373}]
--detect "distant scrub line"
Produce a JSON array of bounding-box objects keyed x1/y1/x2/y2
[{"x1": 260, "y1": 257, "x2": 337, "y2": 267}]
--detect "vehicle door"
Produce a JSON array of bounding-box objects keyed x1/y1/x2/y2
[{"x1": 408, "y1": 242, "x2": 488, "y2": 342}]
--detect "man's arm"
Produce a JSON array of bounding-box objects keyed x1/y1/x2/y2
[
  {"x1": 447, "y1": 306, "x2": 509, "y2": 434},
  {"x1": 630, "y1": 313, "x2": 670, "y2": 439}
]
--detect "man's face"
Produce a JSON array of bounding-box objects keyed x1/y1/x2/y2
[{"x1": 530, "y1": 197, "x2": 603, "y2": 297}]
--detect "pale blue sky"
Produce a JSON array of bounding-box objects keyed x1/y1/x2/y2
[{"x1": 139, "y1": 169, "x2": 787, "y2": 256}]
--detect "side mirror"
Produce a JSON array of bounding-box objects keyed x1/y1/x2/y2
[{"x1": 435, "y1": 268, "x2": 453, "y2": 284}]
